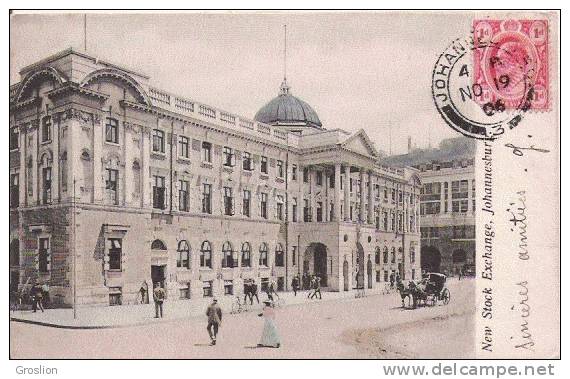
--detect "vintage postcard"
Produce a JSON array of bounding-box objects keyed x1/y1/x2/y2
[{"x1": 8, "y1": 10, "x2": 560, "y2": 362}]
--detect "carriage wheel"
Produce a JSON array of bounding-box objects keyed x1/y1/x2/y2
[{"x1": 442, "y1": 288, "x2": 451, "y2": 305}]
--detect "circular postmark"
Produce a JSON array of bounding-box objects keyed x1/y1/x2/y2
[{"x1": 431, "y1": 34, "x2": 535, "y2": 140}]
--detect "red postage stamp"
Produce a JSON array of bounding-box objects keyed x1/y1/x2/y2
[{"x1": 473, "y1": 19, "x2": 549, "y2": 111}]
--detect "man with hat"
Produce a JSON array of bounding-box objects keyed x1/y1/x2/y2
[{"x1": 206, "y1": 298, "x2": 223, "y2": 345}]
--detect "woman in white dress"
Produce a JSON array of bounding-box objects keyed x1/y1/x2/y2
[{"x1": 257, "y1": 301, "x2": 281, "y2": 348}]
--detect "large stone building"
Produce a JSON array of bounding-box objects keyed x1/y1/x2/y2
[
  {"x1": 383, "y1": 137, "x2": 476, "y2": 276},
  {"x1": 9, "y1": 48, "x2": 421, "y2": 307}
]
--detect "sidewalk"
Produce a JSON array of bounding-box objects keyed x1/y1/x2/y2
[{"x1": 10, "y1": 286, "x2": 392, "y2": 329}]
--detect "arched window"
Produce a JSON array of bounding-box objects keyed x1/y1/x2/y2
[
  {"x1": 275, "y1": 243, "x2": 284, "y2": 267},
  {"x1": 177, "y1": 240, "x2": 190, "y2": 269},
  {"x1": 60, "y1": 151, "x2": 68, "y2": 192},
  {"x1": 200, "y1": 241, "x2": 212, "y2": 268},
  {"x1": 222, "y1": 241, "x2": 236, "y2": 268},
  {"x1": 151, "y1": 239, "x2": 167, "y2": 250},
  {"x1": 383, "y1": 247, "x2": 389, "y2": 264},
  {"x1": 241, "y1": 242, "x2": 251, "y2": 267},
  {"x1": 259, "y1": 243, "x2": 268, "y2": 267},
  {"x1": 391, "y1": 247, "x2": 396, "y2": 263},
  {"x1": 40, "y1": 152, "x2": 53, "y2": 205},
  {"x1": 375, "y1": 247, "x2": 381, "y2": 264}
]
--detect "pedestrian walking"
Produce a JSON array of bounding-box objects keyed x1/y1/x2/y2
[
  {"x1": 257, "y1": 301, "x2": 281, "y2": 348},
  {"x1": 139, "y1": 283, "x2": 147, "y2": 304},
  {"x1": 307, "y1": 276, "x2": 315, "y2": 298},
  {"x1": 458, "y1": 268, "x2": 463, "y2": 281},
  {"x1": 269, "y1": 279, "x2": 279, "y2": 300},
  {"x1": 243, "y1": 279, "x2": 251, "y2": 304},
  {"x1": 31, "y1": 284, "x2": 44, "y2": 313},
  {"x1": 291, "y1": 275, "x2": 299, "y2": 296},
  {"x1": 250, "y1": 279, "x2": 260, "y2": 304},
  {"x1": 310, "y1": 276, "x2": 322, "y2": 299},
  {"x1": 389, "y1": 273, "x2": 395, "y2": 289},
  {"x1": 41, "y1": 282, "x2": 50, "y2": 308},
  {"x1": 302, "y1": 272, "x2": 309, "y2": 290},
  {"x1": 206, "y1": 298, "x2": 222, "y2": 345},
  {"x1": 153, "y1": 283, "x2": 166, "y2": 318}
]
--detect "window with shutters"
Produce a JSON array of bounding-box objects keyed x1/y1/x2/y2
[
  {"x1": 38, "y1": 237, "x2": 50, "y2": 273},
  {"x1": 201, "y1": 142, "x2": 212, "y2": 163},
  {"x1": 41, "y1": 116, "x2": 52, "y2": 143},
  {"x1": 242, "y1": 190, "x2": 251, "y2": 217},
  {"x1": 224, "y1": 187, "x2": 234, "y2": 216},
  {"x1": 179, "y1": 180, "x2": 189, "y2": 212},
  {"x1": 241, "y1": 242, "x2": 251, "y2": 267},
  {"x1": 202, "y1": 184, "x2": 212, "y2": 214},
  {"x1": 153, "y1": 175, "x2": 166, "y2": 210},
  {"x1": 223, "y1": 146, "x2": 235, "y2": 167},
  {"x1": 108, "y1": 238, "x2": 122, "y2": 271},
  {"x1": 179, "y1": 136, "x2": 190, "y2": 158},
  {"x1": 105, "y1": 118, "x2": 119, "y2": 144},
  {"x1": 260, "y1": 156, "x2": 268, "y2": 174},
  {"x1": 259, "y1": 243, "x2": 268, "y2": 267},
  {"x1": 260, "y1": 192, "x2": 268, "y2": 219},
  {"x1": 152, "y1": 129, "x2": 165, "y2": 153},
  {"x1": 200, "y1": 241, "x2": 212, "y2": 268},
  {"x1": 177, "y1": 240, "x2": 190, "y2": 269}
]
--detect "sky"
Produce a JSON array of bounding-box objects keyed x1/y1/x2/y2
[{"x1": 10, "y1": 11, "x2": 476, "y2": 155}]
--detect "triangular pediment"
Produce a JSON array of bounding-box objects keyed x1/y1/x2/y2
[{"x1": 341, "y1": 129, "x2": 378, "y2": 158}]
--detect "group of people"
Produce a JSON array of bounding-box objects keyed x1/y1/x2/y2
[
  {"x1": 10, "y1": 282, "x2": 50, "y2": 312},
  {"x1": 205, "y1": 298, "x2": 280, "y2": 348},
  {"x1": 290, "y1": 274, "x2": 322, "y2": 299}
]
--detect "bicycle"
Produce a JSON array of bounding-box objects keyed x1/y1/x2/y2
[{"x1": 230, "y1": 296, "x2": 250, "y2": 314}]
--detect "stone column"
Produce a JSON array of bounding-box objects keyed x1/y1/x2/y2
[
  {"x1": 359, "y1": 167, "x2": 365, "y2": 222},
  {"x1": 367, "y1": 170, "x2": 374, "y2": 224},
  {"x1": 19, "y1": 125, "x2": 27, "y2": 206},
  {"x1": 52, "y1": 121, "x2": 59, "y2": 202},
  {"x1": 343, "y1": 165, "x2": 350, "y2": 221},
  {"x1": 124, "y1": 123, "x2": 132, "y2": 206},
  {"x1": 309, "y1": 167, "x2": 315, "y2": 221},
  {"x1": 141, "y1": 127, "x2": 151, "y2": 207},
  {"x1": 334, "y1": 163, "x2": 341, "y2": 221}
]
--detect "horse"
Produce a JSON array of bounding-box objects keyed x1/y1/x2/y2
[{"x1": 396, "y1": 280, "x2": 413, "y2": 308}]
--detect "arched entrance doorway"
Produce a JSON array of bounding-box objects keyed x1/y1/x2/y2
[
  {"x1": 355, "y1": 242, "x2": 365, "y2": 289},
  {"x1": 421, "y1": 246, "x2": 442, "y2": 273},
  {"x1": 305, "y1": 243, "x2": 328, "y2": 287},
  {"x1": 452, "y1": 249, "x2": 467, "y2": 275},
  {"x1": 151, "y1": 239, "x2": 168, "y2": 296}
]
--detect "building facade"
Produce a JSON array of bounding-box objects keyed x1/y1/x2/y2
[
  {"x1": 9, "y1": 48, "x2": 421, "y2": 307},
  {"x1": 383, "y1": 137, "x2": 476, "y2": 276}
]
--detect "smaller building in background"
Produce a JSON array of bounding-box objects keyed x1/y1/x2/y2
[{"x1": 383, "y1": 137, "x2": 476, "y2": 276}]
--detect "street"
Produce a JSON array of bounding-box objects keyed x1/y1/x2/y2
[{"x1": 10, "y1": 279, "x2": 475, "y2": 359}]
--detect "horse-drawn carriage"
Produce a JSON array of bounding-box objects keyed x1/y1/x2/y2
[{"x1": 397, "y1": 273, "x2": 451, "y2": 308}]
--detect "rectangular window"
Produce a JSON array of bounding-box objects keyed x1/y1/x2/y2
[
  {"x1": 42, "y1": 167, "x2": 52, "y2": 205},
  {"x1": 201, "y1": 142, "x2": 212, "y2": 163},
  {"x1": 179, "y1": 180, "x2": 189, "y2": 212},
  {"x1": 291, "y1": 164, "x2": 297, "y2": 181},
  {"x1": 41, "y1": 117, "x2": 52, "y2": 142},
  {"x1": 108, "y1": 238, "x2": 122, "y2": 271},
  {"x1": 179, "y1": 136, "x2": 189, "y2": 158},
  {"x1": 316, "y1": 202, "x2": 323, "y2": 222},
  {"x1": 202, "y1": 184, "x2": 212, "y2": 214},
  {"x1": 9, "y1": 127, "x2": 19, "y2": 150},
  {"x1": 242, "y1": 190, "x2": 251, "y2": 217},
  {"x1": 179, "y1": 284, "x2": 191, "y2": 300},
  {"x1": 105, "y1": 118, "x2": 119, "y2": 144},
  {"x1": 243, "y1": 152, "x2": 253, "y2": 171},
  {"x1": 330, "y1": 202, "x2": 334, "y2": 221},
  {"x1": 471, "y1": 179, "x2": 476, "y2": 211},
  {"x1": 303, "y1": 168, "x2": 309, "y2": 183},
  {"x1": 203, "y1": 281, "x2": 213, "y2": 297},
  {"x1": 105, "y1": 169, "x2": 119, "y2": 204},
  {"x1": 38, "y1": 237, "x2": 50, "y2": 273},
  {"x1": 152, "y1": 175, "x2": 166, "y2": 210},
  {"x1": 224, "y1": 280, "x2": 234, "y2": 295},
  {"x1": 224, "y1": 187, "x2": 234, "y2": 216},
  {"x1": 152, "y1": 129, "x2": 165, "y2": 153},
  {"x1": 10, "y1": 173, "x2": 19, "y2": 208},
  {"x1": 260, "y1": 192, "x2": 268, "y2": 219},
  {"x1": 316, "y1": 171, "x2": 323, "y2": 186},
  {"x1": 303, "y1": 199, "x2": 311, "y2": 222},
  {"x1": 329, "y1": 174, "x2": 335, "y2": 189},
  {"x1": 292, "y1": 197, "x2": 298, "y2": 222},
  {"x1": 260, "y1": 156, "x2": 268, "y2": 174},
  {"x1": 223, "y1": 146, "x2": 235, "y2": 167},
  {"x1": 277, "y1": 160, "x2": 284, "y2": 178},
  {"x1": 276, "y1": 195, "x2": 284, "y2": 221}
]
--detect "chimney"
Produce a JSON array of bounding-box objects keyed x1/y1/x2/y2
[{"x1": 407, "y1": 136, "x2": 412, "y2": 153}]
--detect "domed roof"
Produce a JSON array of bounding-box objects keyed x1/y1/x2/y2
[{"x1": 254, "y1": 80, "x2": 322, "y2": 128}]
